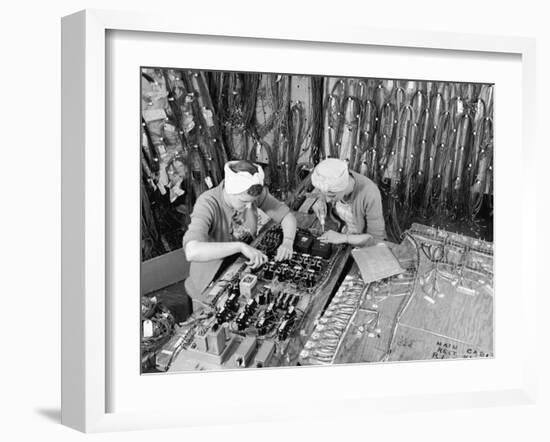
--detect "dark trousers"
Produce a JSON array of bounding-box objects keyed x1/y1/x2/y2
[{"x1": 156, "y1": 279, "x2": 193, "y2": 323}]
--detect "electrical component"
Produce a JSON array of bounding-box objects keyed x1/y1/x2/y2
[
  {"x1": 255, "y1": 228, "x2": 333, "y2": 290},
  {"x1": 194, "y1": 329, "x2": 209, "y2": 352},
  {"x1": 257, "y1": 291, "x2": 265, "y2": 306},
  {"x1": 295, "y1": 231, "x2": 313, "y2": 254},
  {"x1": 284, "y1": 266, "x2": 295, "y2": 281},
  {"x1": 215, "y1": 306, "x2": 228, "y2": 324},
  {"x1": 244, "y1": 297, "x2": 257, "y2": 315},
  {"x1": 257, "y1": 287, "x2": 269, "y2": 306},
  {"x1": 305, "y1": 269, "x2": 316, "y2": 287},
  {"x1": 265, "y1": 301, "x2": 276, "y2": 317},
  {"x1": 155, "y1": 333, "x2": 186, "y2": 372},
  {"x1": 235, "y1": 311, "x2": 248, "y2": 331},
  {"x1": 264, "y1": 286, "x2": 274, "y2": 304},
  {"x1": 277, "y1": 318, "x2": 294, "y2": 341},
  {"x1": 229, "y1": 284, "x2": 240, "y2": 298},
  {"x1": 257, "y1": 228, "x2": 283, "y2": 257},
  {"x1": 254, "y1": 341, "x2": 275, "y2": 368},
  {"x1": 276, "y1": 293, "x2": 287, "y2": 310},
  {"x1": 311, "y1": 239, "x2": 332, "y2": 259},
  {"x1": 282, "y1": 293, "x2": 292, "y2": 310},
  {"x1": 234, "y1": 336, "x2": 257, "y2": 368},
  {"x1": 207, "y1": 325, "x2": 227, "y2": 355},
  {"x1": 226, "y1": 291, "x2": 240, "y2": 311},
  {"x1": 284, "y1": 305, "x2": 297, "y2": 321},
  {"x1": 289, "y1": 255, "x2": 302, "y2": 267},
  {"x1": 255, "y1": 314, "x2": 269, "y2": 335},
  {"x1": 262, "y1": 263, "x2": 275, "y2": 280},
  {"x1": 239, "y1": 273, "x2": 258, "y2": 297},
  {"x1": 276, "y1": 263, "x2": 289, "y2": 281},
  {"x1": 164, "y1": 213, "x2": 352, "y2": 372},
  {"x1": 311, "y1": 257, "x2": 323, "y2": 272}
]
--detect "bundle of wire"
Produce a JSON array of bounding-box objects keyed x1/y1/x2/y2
[
  {"x1": 321, "y1": 78, "x2": 493, "y2": 241},
  {"x1": 140, "y1": 297, "x2": 176, "y2": 354},
  {"x1": 140, "y1": 71, "x2": 494, "y2": 259}
]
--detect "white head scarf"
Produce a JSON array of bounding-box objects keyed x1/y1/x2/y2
[
  {"x1": 224, "y1": 161, "x2": 265, "y2": 194},
  {"x1": 311, "y1": 158, "x2": 349, "y2": 193}
]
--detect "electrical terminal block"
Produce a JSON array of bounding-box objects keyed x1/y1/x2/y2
[
  {"x1": 234, "y1": 336, "x2": 257, "y2": 368},
  {"x1": 265, "y1": 301, "x2": 276, "y2": 318},
  {"x1": 262, "y1": 262, "x2": 275, "y2": 280},
  {"x1": 255, "y1": 314, "x2": 269, "y2": 335},
  {"x1": 284, "y1": 305, "x2": 297, "y2": 321},
  {"x1": 206, "y1": 324, "x2": 227, "y2": 355},
  {"x1": 254, "y1": 341, "x2": 275, "y2": 368},
  {"x1": 235, "y1": 311, "x2": 249, "y2": 331},
  {"x1": 277, "y1": 317, "x2": 295, "y2": 341},
  {"x1": 194, "y1": 329, "x2": 209, "y2": 352},
  {"x1": 244, "y1": 297, "x2": 258, "y2": 315}
]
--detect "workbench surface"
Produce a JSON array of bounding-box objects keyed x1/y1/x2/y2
[{"x1": 162, "y1": 223, "x2": 493, "y2": 372}]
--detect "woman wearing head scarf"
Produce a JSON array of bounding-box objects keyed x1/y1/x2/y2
[
  {"x1": 310, "y1": 158, "x2": 386, "y2": 246},
  {"x1": 168, "y1": 160, "x2": 296, "y2": 318}
]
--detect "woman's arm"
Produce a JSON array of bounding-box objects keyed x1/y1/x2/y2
[
  {"x1": 185, "y1": 240, "x2": 268, "y2": 268},
  {"x1": 184, "y1": 240, "x2": 244, "y2": 262},
  {"x1": 275, "y1": 212, "x2": 297, "y2": 261},
  {"x1": 346, "y1": 233, "x2": 375, "y2": 247},
  {"x1": 318, "y1": 230, "x2": 374, "y2": 247},
  {"x1": 256, "y1": 188, "x2": 297, "y2": 260},
  {"x1": 280, "y1": 211, "x2": 297, "y2": 242}
]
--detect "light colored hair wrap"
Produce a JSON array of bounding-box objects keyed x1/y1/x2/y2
[
  {"x1": 224, "y1": 161, "x2": 265, "y2": 194},
  {"x1": 311, "y1": 158, "x2": 349, "y2": 193}
]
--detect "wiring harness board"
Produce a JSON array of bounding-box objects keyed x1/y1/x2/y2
[
  {"x1": 160, "y1": 220, "x2": 352, "y2": 372},
  {"x1": 299, "y1": 223, "x2": 494, "y2": 366}
]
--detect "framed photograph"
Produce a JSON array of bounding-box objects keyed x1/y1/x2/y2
[{"x1": 62, "y1": 9, "x2": 537, "y2": 433}]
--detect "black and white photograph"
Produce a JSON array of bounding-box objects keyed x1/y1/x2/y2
[
  {"x1": 140, "y1": 69, "x2": 494, "y2": 373},
  {"x1": 3, "y1": 0, "x2": 548, "y2": 437}
]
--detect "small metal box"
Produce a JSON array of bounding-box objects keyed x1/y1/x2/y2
[
  {"x1": 194, "y1": 330, "x2": 208, "y2": 352},
  {"x1": 311, "y1": 239, "x2": 332, "y2": 259},
  {"x1": 294, "y1": 232, "x2": 313, "y2": 254},
  {"x1": 239, "y1": 274, "x2": 258, "y2": 297},
  {"x1": 206, "y1": 325, "x2": 226, "y2": 355},
  {"x1": 253, "y1": 341, "x2": 275, "y2": 368},
  {"x1": 234, "y1": 336, "x2": 257, "y2": 368}
]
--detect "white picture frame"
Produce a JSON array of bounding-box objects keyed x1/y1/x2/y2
[{"x1": 61, "y1": 9, "x2": 537, "y2": 433}]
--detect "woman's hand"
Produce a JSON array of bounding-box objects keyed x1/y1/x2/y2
[
  {"x1": 275, "y1": 238, "x2": 294, "y2": 261},
  {"x1": 240, "y1": 243, "x2": 268, "y2": 269},
  {"x1": 318, "y1": 230, "x2": 347, "y2": 244}
]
